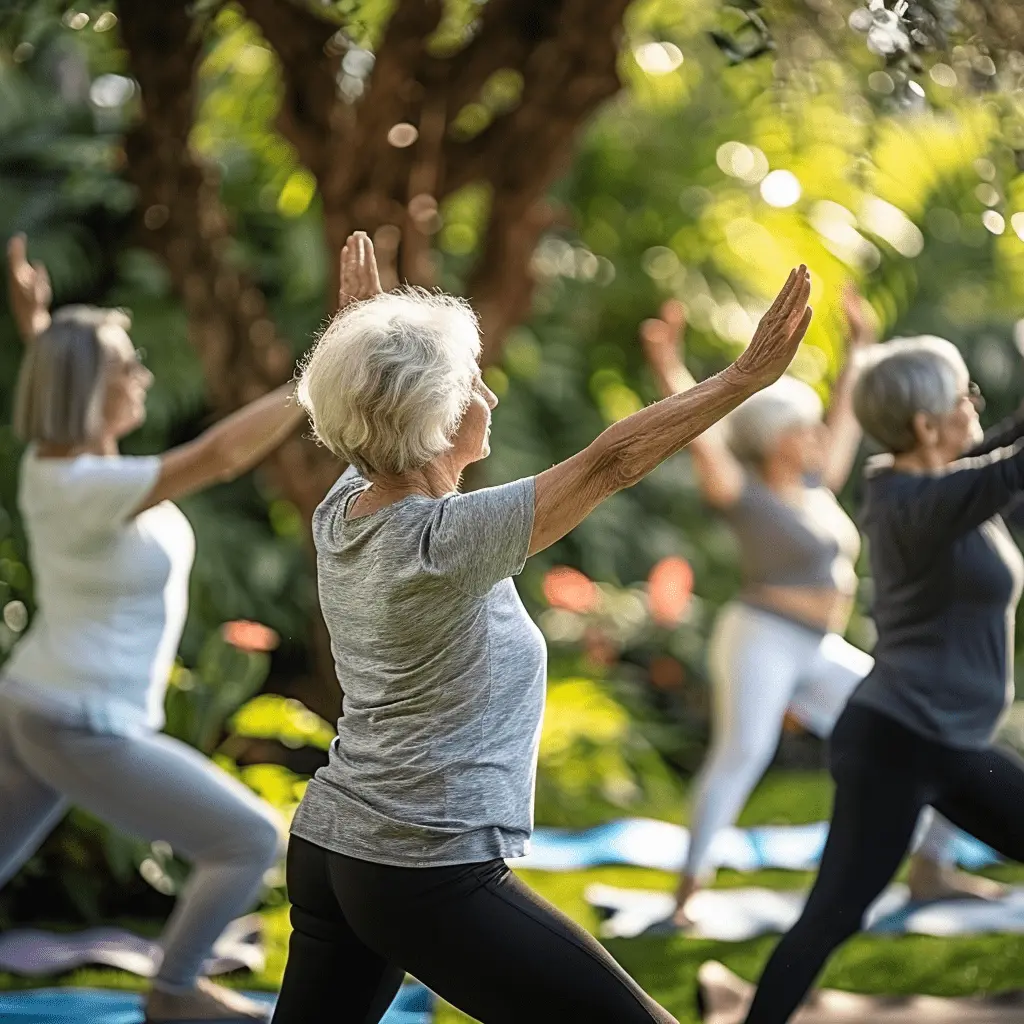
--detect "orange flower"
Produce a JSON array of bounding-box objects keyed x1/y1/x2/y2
[
  {"x1": 221, "y1": 620, "x2": 280, "y2": 653},
  {"x1": 542, "y1": 566, "x2": 599, "y2": 614},
  {"x1": 647, "y1": 556, "x2": 694, "y2": 626}
]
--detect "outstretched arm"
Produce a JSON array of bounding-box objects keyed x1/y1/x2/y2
[
  {"x1": 640, "y1": 300, "x2": 745, "y2": 508},
  {"x1": 7, "y1": 235, "x2": 52, "y2": 342},
  {"x1": 135, "y1": 231, "x2": 382, "y2": 514},
  {"x1": 529, "y1": 267, "x2": 813, "y2": 555},
  {"x1": 821, "y1": 284, "x2": 876, "y2": 492}
]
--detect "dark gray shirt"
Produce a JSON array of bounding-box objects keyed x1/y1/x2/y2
[
  {"x1": 851, "y1": 416, "x2": 1024, "y2": 747},
  {"x1": 290, "y1": 468, "x2": 547, "y2": 867}
]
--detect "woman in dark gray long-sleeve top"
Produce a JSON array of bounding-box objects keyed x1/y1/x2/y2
[{"x1": 743, "y1": 335, "x2": 1024, "y2": 1024}]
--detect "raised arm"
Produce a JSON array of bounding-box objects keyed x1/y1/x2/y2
[
  {"x1": 529, "y1": 267, "x2": 813, "y2": 555},
  {"x1": 640, "y1": 300, "x2": 745, "y2": 509},
  {"x1": 820, "y1": 284, "x2": 876, "y2": 492},
  {"x1": 7, "y1": 235, "x2": 52, "y2": 342},
  {"x1": 893, "y1": 440, "x2": 1024, "y2": 545},
  {"x1": 134, "y1": 231, "x2": 382, "y2": 514}
]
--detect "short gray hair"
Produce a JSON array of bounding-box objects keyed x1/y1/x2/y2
[
  {"x1": 13, "y1": 306, "x2": 132, "y2": 445},
  {"x1": 297, "y1": 288, "x2": 481, "y2": 476},
  {"x1": 853, "y1": 335, "x2": 967, "y2": 453},
  {"x1": 725, "y1": 375, "x2": 824, "y2": 463}
]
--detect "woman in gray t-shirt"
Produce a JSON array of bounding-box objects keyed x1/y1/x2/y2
[
  {"x1": 640, "y1": 294, "x2": 985, "y2": 928},
  {"x1": 271, "y1": 233, "x2": 813, "y2": 1024}
]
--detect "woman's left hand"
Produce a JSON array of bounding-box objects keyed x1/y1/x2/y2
[
  {"x1": 842, "y1": 283, "x2": 877, "y2": 349},
  {"x1": 7, "y1": 234, "x2": 52, "y2": 341},
  {"x1": 338, "y1": 231, "x2": 383, "y2": 308}
]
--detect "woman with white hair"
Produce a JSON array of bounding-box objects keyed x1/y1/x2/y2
[
  {"x1": 269, "y1": 235, "x2": 812, "y2": 1024},
  {"x1": 640, "y1": 294, "x2": 982, "y2": 928},
  {"x1": 743, "y1": 334, "x2": 1024, "y2": 1023},
  {"x1": 0, "y1": 236, "x2": 307, "y2": 1023}
]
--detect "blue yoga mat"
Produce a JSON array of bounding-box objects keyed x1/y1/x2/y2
[
  {"x1": 0, "y1": 984, "x2": 434, "y2": 1023},
  {"x1": 514, "y1": 819, "x2": 1001, "y2": 873}
]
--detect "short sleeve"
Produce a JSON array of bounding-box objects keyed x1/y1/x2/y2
[
  {"x1": 421, "y1": 477, "x2": 536, "y2": 596},
  {"x1": 23, "y1": 453, "x2": 162, "y2": 529}
]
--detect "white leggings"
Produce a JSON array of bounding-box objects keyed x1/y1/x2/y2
[
  {"x1": 0, "y1": 694, "x2": 285, "y2": 988},
  {"x1": 684, "y1": 602, "x2": 957, "y2": 879}
]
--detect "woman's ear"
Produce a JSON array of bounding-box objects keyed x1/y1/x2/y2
[{"x1": 910, "y1": 410, "x2": 938, "y2": 450}]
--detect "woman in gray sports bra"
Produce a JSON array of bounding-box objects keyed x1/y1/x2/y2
[{"x1": 641, "y1": 292, "x2": 992, "y2": 928}]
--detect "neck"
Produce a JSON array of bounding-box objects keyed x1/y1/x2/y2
[
  {"x1": 758, "y1": 457, "x2": 805, "y2": 493},
  {"x1": 369, "y1": 457, "x2": 464, "y2": 501},
  {"x1": 891, "y1": 447, "x2": 950, "y2": 473}
]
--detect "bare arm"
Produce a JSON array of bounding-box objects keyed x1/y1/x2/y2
[
  {"x1": 134, "y1": 231, "x2": 383, "y2": 514},
  {"x1": 134, "y1": 384, "x2": 306, "y2": 513},
  {"x1": 821, "y1": 284, "x2": 876, "y2": 492},
  {"x1": 7, "y1": 235, "x2": 52, "y2": 341},
  {"x1": 640, "y1": 300, "x2": 745, "y2": 508},
  {"x1": 530, "y1": 268, "x2": 813, "y2": 555}
]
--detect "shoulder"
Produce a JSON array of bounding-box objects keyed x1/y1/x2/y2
[{"x1": 22, "y1": 451, "x2": 160, "y2": 499}]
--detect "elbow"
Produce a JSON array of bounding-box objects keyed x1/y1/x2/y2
[{"x1": 592, "y1": 437, "x2": 642, "y2": 493}]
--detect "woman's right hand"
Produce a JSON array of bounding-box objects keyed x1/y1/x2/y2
[
  {"x1": 338, "y1": 231, "x2": 383, "y2": 309},
  {"x1": 640, "y1": 299, "x2": 687, "y2": 383},
  {"x1": 7, "y1": 234, "x2": 52, "y2": 342},
  {"x1": 729, "y1": 266, "x2": 812, "y2": 389}
]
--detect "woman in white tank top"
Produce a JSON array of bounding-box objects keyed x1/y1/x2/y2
[
  {"x1": 640, "y1": 292, "x2": 998, "y2": 929},
  {"x1": 0, "y1": 236, "x2": 309, "y2": 1022}
]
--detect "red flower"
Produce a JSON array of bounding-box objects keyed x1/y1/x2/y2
[
  {"x1": 647, "y1": 557, "x2": 694, "y2": 626},
  {"x1": 221, "y1": 620, "x2": 280, "y2": 653},
  {"x1": 542, "y1": 566, "x2": 599, "y2": 614}
]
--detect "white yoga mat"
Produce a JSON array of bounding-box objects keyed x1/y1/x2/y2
[
  {"x1": 586, "y1": 884, "x2": 1024, "y2": 941},
  {"x1": 0, "y1": 914, "x2": 264, "y2": 977}
]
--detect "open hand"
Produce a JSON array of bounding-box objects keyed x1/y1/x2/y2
[
  {"x1": 731, "y1": 266, "x2": 812, "y2": 388},
  {"x1": 841, "y1": 282, "x2": 876, "y2": 348},
  {"x1": 338, "y1": 231, "x2": 383, "y2": 309},
  {"x1": 7, "y1": 234, "x2": 52, "y2": 341},
  {"x1": 640, "y1": 299, "x2": 687, "y2": 380}
]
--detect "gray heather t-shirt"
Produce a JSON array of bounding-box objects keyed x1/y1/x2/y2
[{"x1": 290, "y1": 467, "x2": 547, "y2": 867}]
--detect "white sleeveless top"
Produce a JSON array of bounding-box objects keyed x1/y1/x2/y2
[{"x1": 1, "y1": 449, "x2": 194, "y2": 734}]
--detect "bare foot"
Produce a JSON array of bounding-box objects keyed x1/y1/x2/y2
[
  {"x1": 145, "y1": 978, "x2": 271, "y2": 1022},
  {"x1": 907, "y1": 856, "x2": 1006, "y2": 903}
]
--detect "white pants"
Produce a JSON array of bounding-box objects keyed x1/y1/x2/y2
[
  {"x1": 685, "y1": 602, "x2": 957, "y2": 879},
  {"x1": 0, "y1": 694, "x2": 285, "y2": 988}
]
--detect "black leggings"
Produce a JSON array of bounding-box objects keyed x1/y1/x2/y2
[
  {"x1": 271, "y1": 835, "x2": 676, "y2": 1024},
  {"x1": 745, "y1": 703, "x2": 1024, "y2": 1023}
]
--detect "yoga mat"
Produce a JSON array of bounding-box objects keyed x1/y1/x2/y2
[
  {"x1": 0, "y1": 915, "x2": 264, "y2": 978},
  {"x1": 0, "y1": 984, "x2": 434, "y2": 1023},
  {"x1": 513, "y1": 819, "x2": 1000, "y2": 873},
  {"x1": 586, "y1": 883, "x2": 1024, "y2": 940}
]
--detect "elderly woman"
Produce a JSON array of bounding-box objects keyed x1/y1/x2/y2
[
  {"x1": 270, "y1": 234, "x2": 812, "y2": 1024},
  {"x1": 743, "y1": 335, "x2": 1024, "y2": 1023},
  {"x1": 0, "y1": 237, "x2": 306, "y2": 1023},
  {"x1": 640, "y1": 297, "x2": 980, "y2": 928}
]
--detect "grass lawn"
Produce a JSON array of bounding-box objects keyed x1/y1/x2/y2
[{"x1": 4, "y1": 770, "x2": 1024, "y2": 1023}]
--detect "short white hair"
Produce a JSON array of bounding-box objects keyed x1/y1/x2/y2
[
  {"x1": 14, "y1": 305, "x2": 132, "y2": 445},
  {"x1": 297, "y1": 288, "x2": 481, "y2": 476},
  {"x1": 725, "y1": 375, "x2": 824, "y2": 464},
  {"x1": 853, "y1": 335, "x2": 967, "y2": 453}
]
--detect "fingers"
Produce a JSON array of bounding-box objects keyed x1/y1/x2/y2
[
  {"x1": 789, "y1": 305, "x2": 814, "y2": 346},
  {"x1": 339, "y1": 231, "x2": 381, "y2": 306},
  {"x1": 640, "y1": 318, "x2": 670, "y2": 347},
  {"x1": 660, "y1": 298, "x2": 686, "y2": 329},
  {"x1": 7, "y1": 233, "x2": 27, "y2": 270}
]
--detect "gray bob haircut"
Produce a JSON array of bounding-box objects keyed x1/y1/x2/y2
[
  {"x1": 297, "y1": 287, "x2": 481, "y2": 476},
  {"x1": 853, "y1": 335, "x2": 967, "y2": 454},
  {"x1": 13, "y1": 306, "x2": 132, "y2": 445},
  {"x1": 725, "y1": 375, "x2": 824, "y2": 464}
]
